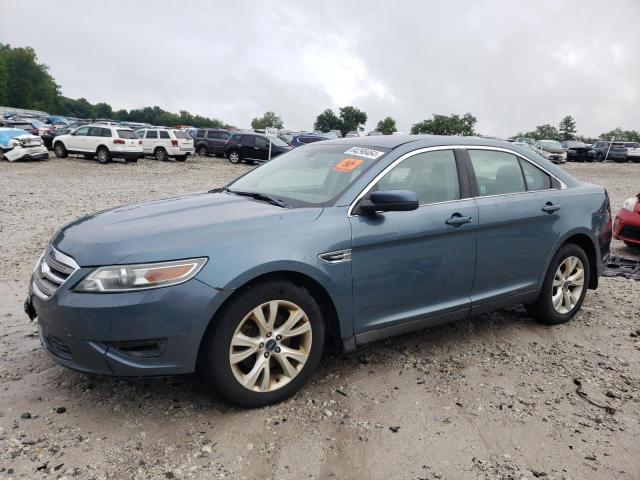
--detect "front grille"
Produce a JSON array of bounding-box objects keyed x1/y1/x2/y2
[
  {"x1": 620, "y1": 224, "x2": 640, "y2": 240},
  {"x1": 32, "y1": 245, "x2": 79, "y2": 300}
]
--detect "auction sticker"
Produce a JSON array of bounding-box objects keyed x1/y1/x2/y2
[
  {"x1": 344, "y1": 146, "x2": 385, "y2": 160},
  {"x1": 333, "y1": 158, "x2": 364, "y2": 172}
]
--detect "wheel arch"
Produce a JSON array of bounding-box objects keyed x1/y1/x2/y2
[
  {"x1": 197, "y1": 269, "x2": 344, "y2": 363},
  {"x1": 96, "y1": 144, "x2": 110, "y2": 153},
  {"x1": 541, "y1": 229, "x2": 600, "y2": 290}
]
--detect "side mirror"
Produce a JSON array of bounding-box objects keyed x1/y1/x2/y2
[{"x1": 358, "y1": 190, "x2": 419, "y2": 214}]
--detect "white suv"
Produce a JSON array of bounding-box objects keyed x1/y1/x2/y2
[
  {"x1": 136, "y1": 128, "x2": 195, "y2": 162},
  {"x1": 53, "y1": 125, "x2": 143, "y2": 164}
]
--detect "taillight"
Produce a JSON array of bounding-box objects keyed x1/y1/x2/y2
[
  {"x1": 138, "y1": 140, "x2": 142, "y2": 145},
  {"x1": 171, "y1": 139, "x2": 178, "y2": 147},
  {"x1": 113, "y1": 139, "x2": 125, "y2": 144}
]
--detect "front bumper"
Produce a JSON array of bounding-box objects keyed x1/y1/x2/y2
[
  {"x1": 614, "y1": 209, "x2": 640, "y2": 245},
  {"x1": 27, "y1": 276, "x2": 225, "y2": 376}
]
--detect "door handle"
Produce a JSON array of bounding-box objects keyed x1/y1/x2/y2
[
  {"x1": 445, "y1": 214, "x2": 473, "y2": 227},
  {"x1": 542, "y1": 202, "x2": 561, "y2": 213}
]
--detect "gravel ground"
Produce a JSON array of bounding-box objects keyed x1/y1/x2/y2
[{"x1": 0, "y1": 155, "x2": 639, "y2": 480}]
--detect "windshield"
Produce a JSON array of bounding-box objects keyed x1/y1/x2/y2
[
  {"x1": 539, "y1": 140, "x2": 563, "y2": 149},
  {"x1": 227, "y1": 144, "x2": 389, "y2": 206},
  {"x1": 565, "y1": 141, "x2": 586, "y2": 147},
  {"x1": 264, "y1": 136, "x2": 288, "y2": 147}
]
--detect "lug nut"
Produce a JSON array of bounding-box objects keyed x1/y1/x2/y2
[
  {"x1": 275, "y1": 347, "x2": 281, "y2": 353},
  {"x1": 276, "y1": 335, "x2": 282, "y2": 341},
  {"x1": 259, "y1": 342, "x2": 264, "y2": 349},
  {"x1": 264, "y1": 352, "x2": 270, "y2": 358},
  {"x1": 266, "y1": 332, "x2": 272, "y2": 338}
]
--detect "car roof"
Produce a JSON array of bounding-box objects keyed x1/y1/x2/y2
[{"x1": 318, "y1": 134, "x2": 518, "y2": 151}]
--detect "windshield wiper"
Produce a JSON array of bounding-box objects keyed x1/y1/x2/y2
[{"x1": 224, "y1": 188, "x2": 288, "y2": 208}]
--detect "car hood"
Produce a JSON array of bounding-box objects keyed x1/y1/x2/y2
[
  {"x1": 541, "y1": 146, "x2": 564, "y2": 153},
  {"x1": 53, "y1": 191, "x2": 323, "y2": 266}
]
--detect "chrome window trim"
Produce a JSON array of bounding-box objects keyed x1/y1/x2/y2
[{"x1": 347, "y1": 145, "x2": 567, "y2": 217}]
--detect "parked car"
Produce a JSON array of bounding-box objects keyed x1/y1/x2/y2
[
  {"x1": 345, "y1": 131, "x2": 360, "y2": 138},
  {"x1": 613, "y1": 193, "x2": 640, "y2": 248},
  {"x1": 514, "y1": 137, "x2": 536, "y2": 146},
  {"x1": 562, "y1": 141, "x2": 595, "y2": 162},
  {"x1": 367, "y1": 131, "x2": 383, "y2": 136},
  {"x1": 535, "y1": 140, "x2": 567, "y2": 163},
  {"x1": 192, "y1": 129, "x2": 232, "y2": 157},
  {"x1": 224, "y1": 133, "x2": 291, "y2": 164},
  {"x1": 286, "y1": 134, "x2": 329, "y2": 148},
  {"x1": 42, "y1": 121, "x2": 91, "y2": 150},
  {"x1": 12, "y1": 117, "x2": 53, "y2": 137},
  {"x1": 26, "y1": 135, "x2": 612, "y2": 407},
  {"x1": 136, "y1": 128, "x2": 194, "y2": 161},
  {"x1": 592, "y1": 140, "x2": 627, "y2": 162},
  {"x1": 624, "y1": 142, "x2": 640, "y2": 163},
  {"x1": 0, "y1": 128, "x2": 48, "y2": 161},
  {"x1": 53, "y1": 125, "x2": 143, "y2": 164}
]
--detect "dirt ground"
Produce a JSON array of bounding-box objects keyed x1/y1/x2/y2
[{"x1": 0, "y1": 155, "x2": 639, "y2": 480}]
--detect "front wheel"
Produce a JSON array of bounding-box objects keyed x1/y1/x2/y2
[
  {"x1": 197, "y1": 146, "x2": 208, "y2": 156},
  {"x1": 228, "y1": 150, "x2": 241, "y2": 164},
  {"x1": 198, "y1": 281, "x2": 325, "y2": 408},
  {"x1": 526, "y1": 243, "x2": 589, "y2": 325}
]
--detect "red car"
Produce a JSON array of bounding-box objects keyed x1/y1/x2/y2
[{"x1": 614, "y1": 193, "x2": 640, "y2": 247}]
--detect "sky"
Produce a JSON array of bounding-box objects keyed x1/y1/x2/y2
[{"x1": 3, "y1": 0, "x2": 640, "y2": 137}]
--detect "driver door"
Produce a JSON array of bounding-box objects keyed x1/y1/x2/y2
[
  {"x1": 350, "y1": 149, "x2": 478, "y2": 336},
  {"x1": 68, "y1": 126, "x2": 89, "y2": 151}
]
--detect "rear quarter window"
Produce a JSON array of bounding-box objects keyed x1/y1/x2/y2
[
  {"x1": 159, "y1": 131, "x2": 170, "y2": 139},
  {"x1": 173, "y1": 130, "x2": 188, "y2": 139}
]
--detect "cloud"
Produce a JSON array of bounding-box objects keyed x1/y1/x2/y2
[{"x1": 2, "y1": 0, "x2": 639, "y2": 136}]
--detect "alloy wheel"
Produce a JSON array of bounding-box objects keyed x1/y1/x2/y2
[
  {"x1": 229, "y1": 151, "x2": 240, "y2": 163},
  {"x1": 229, "y1": 300, "x2": 312, "y2": 392},
  {"x1": 551, "y1": 256, "x2": 585, "y2": 314}
]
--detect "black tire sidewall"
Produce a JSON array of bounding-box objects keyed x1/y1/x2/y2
[
  {"x1": 528, "y1": 244, "x2": 590, "y2": 325},
  {"x1": 199, "y1": 281, "x2": 325, "y2": 408}
]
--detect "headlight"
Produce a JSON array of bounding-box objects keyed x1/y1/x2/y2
[
  {"x1": 622, "y1": 196, "x2": 638, "y2": 213},
  {"x1": 74, "y1": 258, "x2": 207, "y2": 292}
]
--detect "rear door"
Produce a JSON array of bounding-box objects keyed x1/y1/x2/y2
[
  {"x1": 145, "y1": 130, "x2": 159, "y2": 154},
  {"x1": 465, "y1": 148, "x2": 563, "y2": 305},
  {"x1": 350, "y1": 148, "x2": 477, "y2": 335},
  {"x1": 254, "y1": 135, "x2": 271, "y2": 161},
  {"x1": 239, "y1": 135, "x2": 257, "y2": 159}
]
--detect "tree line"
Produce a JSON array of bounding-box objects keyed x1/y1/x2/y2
[{"x1": 2, "y1": 43, "x2": 639, "y2": 142}]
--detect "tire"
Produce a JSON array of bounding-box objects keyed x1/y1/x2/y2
[
  {"x1": 526, "y1": 243, "x2": 590, "y2": 325},
  {"x1": 198, "y1": 280, "x2": 325, "y2": 408},
  {"x1": 175, "y1": 155, "x2": 187, "y2": 162},
  {"x1": 155, "y1": 148, "x2": 169, "y2": 162},
  {"x1": 197, "y1": 145, "x2": 208, "y2": 156},
  {"x1": 83, "y1": 154, "x2": 94, "y2": 160},
  {"x1": 54, "y1": 142, "x2": 68, "y2": 158},
  {"x1": 96, "y1": 147, "x2": 111, "y2": 164},
  {"x1": 595, "y1": 152, "x2": 604, "y2": 162},
  {"x1": 631, "y1": 157, "x2": 640, "y2": 164},
  {"x1": 228, "y1": 150, "x2": 241, "y2": 164}
]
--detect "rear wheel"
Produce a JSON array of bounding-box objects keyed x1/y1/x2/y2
[
  {"x1": 96, "y1": 147, "x2": 111, "y2": 164},
  {"x1": 54, "y1": 143, "x2": 68, "y2": 158},
  {"x1": 595, "y1": 152, "x2": 604, "y2": 162},
  {"x1": 197, "y1": 145, "x2": 208, "y2": 156},
  {"x1": 155, "y1": 148, "x2": 169, "y2": 162},
  {"x1": 228, "y1": 150, "x2": 241, "y2": 164},
  {"x1": 526, "y1": 244, "x2": 589, "y2": 325},
  {"x1": 198, "y1": 280, "x2": 325, "y2": 408}
]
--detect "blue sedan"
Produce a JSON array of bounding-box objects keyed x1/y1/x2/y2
[{"x1": 26, "y1": 135, "x2": 612, "y2": 407}]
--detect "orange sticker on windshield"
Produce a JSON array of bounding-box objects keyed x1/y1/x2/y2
[{"x1": 333, "y1": 158, "x2": 363, "y2": 172}]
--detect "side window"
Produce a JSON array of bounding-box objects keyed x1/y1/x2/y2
[
  {"x1": 242, "y1": 135, "x2": 255, "y2": 146},
  {"x1": 88, "y1": 127, "x2": 101, "y2": 137},
  {"x1": 376, "y1": 150, "x2": 460, "y2": 205},
  {"x1": 196, "y1": 130, "x2": 205, "y2": 138},
  {"x1": 146, "y1": 130, "x2": 158, "y2": 139},
  {"x1": 159, "y1": 130, "x2": 170, "y2": 139},
  {"x1": 255, "y1": 136, "x2": 270, "y2": 149},
  {"x1": 468, "y1": 150, "x2": 526, "y2": 196},
  {"x1": 206, "y1": 130, "x2": 217, "y2": 139},
  {"x1": 221, "y1": 132, "x2": 230, "y2": 141},
  {"x1": 519, "y1": 159, "x2": 551, "y2": 190},
  {"x1": 74, "y1": 126, "x2": 89, "y2": 136},
  {"x1": 101, "y1": 128, "x2": 112, "y2": 137}
]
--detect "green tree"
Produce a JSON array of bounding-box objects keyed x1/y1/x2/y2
[
  {"x1": 313, "y1": 109, "x2": 342, "y2": 133},
  {"x1": 524, "y1": 124, "x2": 560, "y2": 140},
  {"x1": 251, "y1": 111, "x2": 284, "y2": 130},
  {"x1": 376, "y1": 117, "x2": 397, "y2": 135},
  {"x1": 411, "y1": 113, "x2": 476, "y2": 136},
  {"x1": 94, "y1": 102, "x2": 113, "y2": 119},
  {"x1": 598, "y1": 128, "x2": 640, "y2": 142},
  {"x1": 558, "y1": 115, "x2": 577, "y2": 141},
  {"x1": 338, "y1": 106, "x2": 367, "y2": 136}
]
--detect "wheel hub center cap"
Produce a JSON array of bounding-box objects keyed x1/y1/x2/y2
[{"x1": 265, "y1": 338, "x2": 277, "y2": 352}]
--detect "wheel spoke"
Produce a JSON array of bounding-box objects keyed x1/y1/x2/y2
[
  {"x1": 274, "y1": 353, "x2": 298, "y2": 379},
  {"x1": 243, "y1": 356, "x2": 267, "y2": 390},
  {"x1": 553, "y1": 274, "x2": 564, "y2": 287},
  {"x1": 563, "y1": 290, "x2": 572, "y2": 310},
  {"x1": 231, "y1": 332, "x2": 259, "y2": 349},
  {"x1": 287, "y1": 321, "x2": 311, "y2": 338},
  {"x1": 277, "y1": 309, "x2": 305, "y2": 338},
  {"x1": 278, "y1": 344, "x2": 308, "y2": 364},
  {"x1": 230, "y1": 345, "x2": 257, "y2": 365},
  {"x1": 552, "y1": 291, "x2": 563, "y2": 309},
  {"x1": 567, "y1": 268, "x2": 584, "y2": 283},
  {"x1": 251, "y1": 306, "x2": 269, "y2": 336},
  {"x1": 267, "y1": 300, "x2": 279, "y2": 326},
  {"x1": 259, "y1": 360, "x2": 271, "y2": 391}
]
